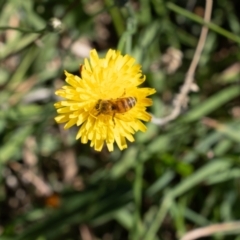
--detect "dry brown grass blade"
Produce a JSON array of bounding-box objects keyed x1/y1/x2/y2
[
  {"x1": 180, "y1": 221, "x2": 240, "y2": 240},
  {"x1": 152, "y1": 0, "x2": 213, "y2": 126}
]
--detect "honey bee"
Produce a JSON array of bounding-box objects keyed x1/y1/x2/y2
[{"x1": 95, "y1": 97, "x2": 137, "y2": 123}]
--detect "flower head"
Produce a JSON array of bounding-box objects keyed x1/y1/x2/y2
[{"x1": 54, "y1": 49, "x2": 156, "y2": 151}]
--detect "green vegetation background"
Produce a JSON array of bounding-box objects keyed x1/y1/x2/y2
[{"x1": 1, "y1": 0, "x2": 240, "y2": 239}]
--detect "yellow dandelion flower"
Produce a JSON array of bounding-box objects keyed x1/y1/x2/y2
[{"x1": 54, "y1": 49, "x2": 156, "y2": 152}]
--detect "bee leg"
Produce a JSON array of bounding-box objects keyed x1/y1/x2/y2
[
  {"x1": 79, "y1": 64, "x2": 83, "y2": 77},
  {"x1": 112, "y1": 113, "x2": 116, "y2": 126},
  {"x1": 90, "y1": 103, "x2": 100, "y2": 119}
]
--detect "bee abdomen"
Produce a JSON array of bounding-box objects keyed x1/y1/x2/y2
[
  {"x1": 127, "y1": 97, "x2": 137, "y2": 108},
  {"x1": 116, "y1": 97, "x2": 137, "y2": 113}
]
